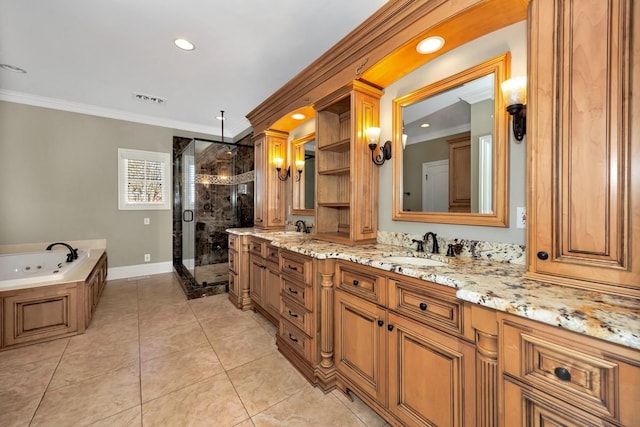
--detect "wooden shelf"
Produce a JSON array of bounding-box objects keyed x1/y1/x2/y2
[
  {"x1": 318, "y1": 167, "x2": 350, "y2": 176},
  {"x1": 321, "y1": 138, "x2": 350, "y2": 152},
  {"x1": 317, "y1": 202, "x2": 350, "y2": 208}
]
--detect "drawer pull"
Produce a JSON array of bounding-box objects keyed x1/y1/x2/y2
[
  {"x1": 554, "y1": 367, "x2": 571, "y2": 381},
  {"x1": 353, "y1": 279, "x2": 359, "y2": 286},
  {"x1": 419, "y1": 302, "x2": 428, "y2": 311},
  {"x1": 288, "y1": 287, "x2": 298, "y2": 295},
  {"x1": 270, "y1": 252, "x2": 276, "y2": 257},
  {"x1": 387, "y1": 324, "x2": 394, "y2": 331},
  {"x1": 537, "y1": 251, "x2": 549, "y2": 260},
  {"x1": 287, "y1": 264, "x2": 299, "y2": 271},
  {"x1": 288, "y1": 310, "x2": 299, "y2": 318},
  {"x1": 288, "y1": 333, "x2": 298, "y2": 343},
  {"x1": 377, "y1": 320, "x2": 384, "y2": 327}
]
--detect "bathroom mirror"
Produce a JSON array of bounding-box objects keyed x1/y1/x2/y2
[
  {"x1": 392, "y1": 53, "x2": 510, "y2": 227},
  {"x1": 291, "y1": 133, "x2": 316, "y2": 215}
]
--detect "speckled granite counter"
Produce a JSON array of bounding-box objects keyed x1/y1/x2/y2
[{"x1": 227, "y1": 228, "x2": 640, "y2": 350}]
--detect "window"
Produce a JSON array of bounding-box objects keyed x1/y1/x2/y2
[{"x1": 118, "y1": 148, "x2": 171, "y2": 210}]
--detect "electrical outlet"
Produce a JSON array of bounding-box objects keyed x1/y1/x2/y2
[
  {"x1": 144, "y1": 217, "x2": 150, "y2": 225},
  {"x1": 144, "y1": 254, "x2": 150, "y2": 262},
  {"x1": 516, "y1": 207, "x2": 526, "y2": 229}
]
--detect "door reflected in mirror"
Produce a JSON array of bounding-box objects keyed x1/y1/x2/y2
[
  {"x1": 291, "y1": 133, "x2": 315, "y2": 215},
  {"x1": 392, "y1": 53, "x2": 510, "y2": 227}
]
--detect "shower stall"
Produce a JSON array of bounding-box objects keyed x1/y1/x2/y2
[{"x1": 173, "y1": 136, "x2": 254, "y2": 299}]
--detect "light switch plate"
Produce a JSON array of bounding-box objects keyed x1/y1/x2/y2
[{"x1": 516, "y1": 207, "x2": 526, "y2": 229}]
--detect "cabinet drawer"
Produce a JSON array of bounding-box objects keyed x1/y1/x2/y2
[
  {"x1": 281, "y1": 297, "x2": 313, "y2": 336},
  {"x1": 388, "y1": 278, "x2": 464, "y2": 336},
  {"x1": 336, "y1": 262, "x2": 385, "y2": 305},
  {"x1": 249, "y1": 237, "x2": 267, "y2": 257},
  {"x1": 228, "y1": 249, "x2": 239, "y2": 273},
  {"x1": 503, "y1": 321, "x2": 621, "y2": 421},
  {"x1": 280, "y1": 251, "x2": 312, "y2": 285},
  {"x1": 266, "y1": 244, "x2": 279, "y2": 265},
  {"x1": 281, "y1": 277, "x2": 313, "y2": 311},
  {"x1": 228, "y1": 234, "x2": 238, "y2": 251},
  {"x1": 279, "y1": 319, "x2": 313, "y2": 361}
]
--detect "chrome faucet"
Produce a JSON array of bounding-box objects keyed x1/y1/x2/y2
[
  {"x1": 423, "y1": 232, "x2": 439, "y2": 254},
  {"x1": 46, "y1": 242, "x2": 78, "y2": 262},
  {"x1": 295, "y1": 220, "x2": 310, "y2": 233}
]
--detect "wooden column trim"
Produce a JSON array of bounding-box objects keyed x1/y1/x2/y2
[
  {"x1": 315, "y1": 269, "x2": 336, "y2": 390},
  {"x1": 471, "y1": 305, "x2": 499, "y2": 427}
]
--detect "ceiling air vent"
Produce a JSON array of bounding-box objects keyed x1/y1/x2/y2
[{"x1": 133, "y1": 92, "x2": 167, "y2": 105}]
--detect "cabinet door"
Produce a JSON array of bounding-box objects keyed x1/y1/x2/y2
[
  {"x1": 264, "y1": 264, "x2": 281, "y2": 322},
  {"x1": 527, "y1": 0, "x2": 639, "y2": 295},
  {"x1": 334, "y1": 290, "x2": 387, "y2": 404},
  {"x1": 249, "y1": 255, "x2": 265, "y2": 306},
  {"x1": 387, "y1": 312, "x2": 476, "y2": 427},
  {"x1": 448, "y1": 136, "x2": 471, "y2": 213},
  {"x1": 253, "y1": 130, "x2": 288, "y2": 228}
]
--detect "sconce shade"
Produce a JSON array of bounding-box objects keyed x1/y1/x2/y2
[
  {"x1": 295, "y1": 160, "x2": 304, "y2": 171},
  {"x1": 402, "y1": 134, "x2": 408, "y2": 149},
  {"x1": 501, "y1": 76, "x2": 527, "y2": 106},
  {"x1": 273, "y1": 157, "x2": 284, "y2": 169},
  {"x1": 366, "y1": 126, "x2": 391, "y2": 166},
  {"x1": 366, "y1": 127, "x2": 381, "y2": 143}
]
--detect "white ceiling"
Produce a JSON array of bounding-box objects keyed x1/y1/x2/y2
[{"x1": 0, "y1": 0, "x2": 387, "y2": 138}]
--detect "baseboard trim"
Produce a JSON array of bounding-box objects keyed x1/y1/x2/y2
[{"x1": 107, "y1": 262, "x2": 173, "y2": 280}]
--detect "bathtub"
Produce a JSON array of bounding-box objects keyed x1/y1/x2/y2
[{"x1": 0, "y1": 249, "x2": 89, "y2": 289}]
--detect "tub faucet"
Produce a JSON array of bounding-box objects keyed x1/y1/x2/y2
[
  {"x1": 46, "y1": 242, "x2": 78, "y2": 262},
  {"x1": 423, "y1": 232, "x2": 439, "y2": 254},
  {"x1": 295, "y1": 220, "x2": 310, "y2": 233}
]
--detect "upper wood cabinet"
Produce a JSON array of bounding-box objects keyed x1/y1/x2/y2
[
  {"x1": 314, "y1": 81, "x2": 382, "y2": 245},
  {"x1": 254, "y1": 130, "x2": 288, "y2": 229},
  {"x1": 527, "y1": 0, "x2": 639, "y2": 297}
]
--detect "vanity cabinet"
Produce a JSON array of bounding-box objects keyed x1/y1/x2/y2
[
  {"x1": 253, "y1": 130, "x2": 288, "y2": 229},
  {"x1": 527, "y1": 0, "x2": 640, "y2": 297},
  {"x1": 334, "y1": 261, "x2": 476, "y2": 427},
  {"x1": 499, "y1": 313, "x2": 640, "y2": 427},
  {"x1": 314, "y1": 80, "x2": 382, "y2": 245},
  {"x1": 263, "y1": 244, "x2": 281, "y2": 323},
  {"x1": 228, "y1": 234, "x2": 251, "y2": 310},
  {"x1": 84, "y1": 251, "x2": 108, "y2": 328},
  {"x1": 248, "y1": 236, "x2": 279, "y2": 325}
]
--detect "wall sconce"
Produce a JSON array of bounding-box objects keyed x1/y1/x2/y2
[
  {"x1": 294, "y1": 159, "x2": 304, "y2": 181},
  {"x1": 273, "y1": 157, "x2": 290, "y2": 181},
  {"x1": 501, "y1": 76, "x2": 527, "y2": 142},
  {"x1": 366, "y1": 127, "x2": 392, "y2": 166}
]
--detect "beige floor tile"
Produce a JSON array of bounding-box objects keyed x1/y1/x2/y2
[
  {"x1": 141, "y1": 345, "x2": 224, "y2": 402},
  {"x1": 48, "y1": 337, "x2": 139, "y2": 390},
  {"x1": 189, "y1": 295, "x2": 243, "y2": 322},
  {"x1": 0, "y1": 338, "x2": 68, "y2": 370},
  {"x1": 140, "y1": 321, "x2": 210, "y2": 362},
  {"x1": 199, "y1": 313, "x2": 262, "y2": 341},
  {"x1": 227, "y1": 352, "x2": 308, "y2": 416},
  {"x1": 31, "y1": 364, "x2": 140, "y2": 426},
  {"x1": 249, "y1": 311, "x2": 278, "y2": 336},
  {"x1": 252, "y1": 387, "x2": 367, "y2": 427},
  {"x1": 138, "y1": 301, "x2": 198, "y2": 335},
  {"x1": 0, "y1": 393, "x2": 42, "y2": 427},
  {"x1": 332, "y1": 389, "x2": 388, "y2": 427},
  {"x1": 75, "y1": 312, "x2": 139, "y2": 347},
  {"x1": 0, "y1": 356, "x2": 59, "y2": 401},
  {"x1": 88, "y1": 405, "x2": 142, "y2": 427},
  {"x1": 208, "y1": 326, "x2": 276, "y2": 370},
  {"x1": 142, "y1": 372, "x2": 249, "y2": 427}
]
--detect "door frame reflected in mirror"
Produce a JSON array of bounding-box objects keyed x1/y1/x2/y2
[
  {"x1": 392, "y1": 52, "x2": 511, "y2": 227},
  {"x1": 291, "y1": 133, "x2": 316, "y2": 216}
]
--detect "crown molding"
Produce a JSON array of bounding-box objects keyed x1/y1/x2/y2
[{"x1": 0, "y1": 89, "x2": 250, "y2": 137}]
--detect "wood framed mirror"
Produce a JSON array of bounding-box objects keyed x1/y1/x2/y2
[
  {"x1": 392, "y1": 52, "x2": 510, "y2": 227},
  {"x1": 291, "y1": 133, "x2": 316, "y2": 215}
]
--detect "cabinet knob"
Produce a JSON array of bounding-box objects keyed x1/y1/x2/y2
[
  {"x1": 554, "y1": 367, "x2": 571, "y2": 381},
  {"x1": 352, "y1": 279, "x2": 359, "y2": 286},
  {"x1": 377, "y1": 320, "x2": 384, "y2": 327},
  {"x1": 537, "y1": 251, "x2": 549, "y2": 260},
  {"x1": 387, "y1": 324, "x2": 394, "y2": 331},
  {"x1": 419, "y1": 303, "x2": 428, "y2": 311}
]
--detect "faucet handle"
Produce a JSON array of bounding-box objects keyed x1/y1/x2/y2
[{"x1": 411, "y1": 239, "x2": 424, "y2": 252}]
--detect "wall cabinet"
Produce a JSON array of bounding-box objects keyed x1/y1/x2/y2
[
  {"x1": 314, "y1": 81, "x2": 382, "y2": 245},
  {"x1": 253, "y1": 130, "x2": 288, "y2": 229},
  {"x1": 527, "y1": 0, "x2": 640, "y2": 297},
  {"x1": 334, "y1": 261, "x2": 476, "y2": 427},
  {"x1": 499, "y1": 313, "x2": 640, "y2": 427}
]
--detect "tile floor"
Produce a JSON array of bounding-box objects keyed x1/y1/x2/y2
[{"x1": 0, "y1": 273, "x2": 388, "y2": 427}]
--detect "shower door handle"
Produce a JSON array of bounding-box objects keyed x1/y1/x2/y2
[{"x1": 182, "y1": 210, "x2": 194, "y2": 222}]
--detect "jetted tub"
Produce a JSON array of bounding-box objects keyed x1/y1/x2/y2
[{"x1": 0, "y1": 249, "x2": 89, "y2": 289}]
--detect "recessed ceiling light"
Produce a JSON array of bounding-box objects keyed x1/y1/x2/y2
[
  {"x1": 0, "y1": 64, "x2": 27, "y2": 73},
  {"x1": 291, "y1": 113, "x2": 306, "y2": 120},
  {"x1": 420, "y1": 123, "x2": 430, "y2": 128},
  {"x1": 416, "y1": 36, "x2": 445, "y2": 54},
  {"x1": 174, "y1": 38, "x2": 195, "y2": 51}
]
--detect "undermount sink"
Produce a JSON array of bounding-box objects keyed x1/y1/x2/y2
[{"x1": 384, "y1": 256, "x2": 448, "y2": 267}]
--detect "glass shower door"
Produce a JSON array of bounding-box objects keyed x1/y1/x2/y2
[{"x1": 181, "y1": 140, "x2": 196, "y2": 278}]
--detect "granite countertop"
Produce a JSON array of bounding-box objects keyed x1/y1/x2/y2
[{"x1": 228, "y1": 228, "x2": 640, "y2": 350}]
